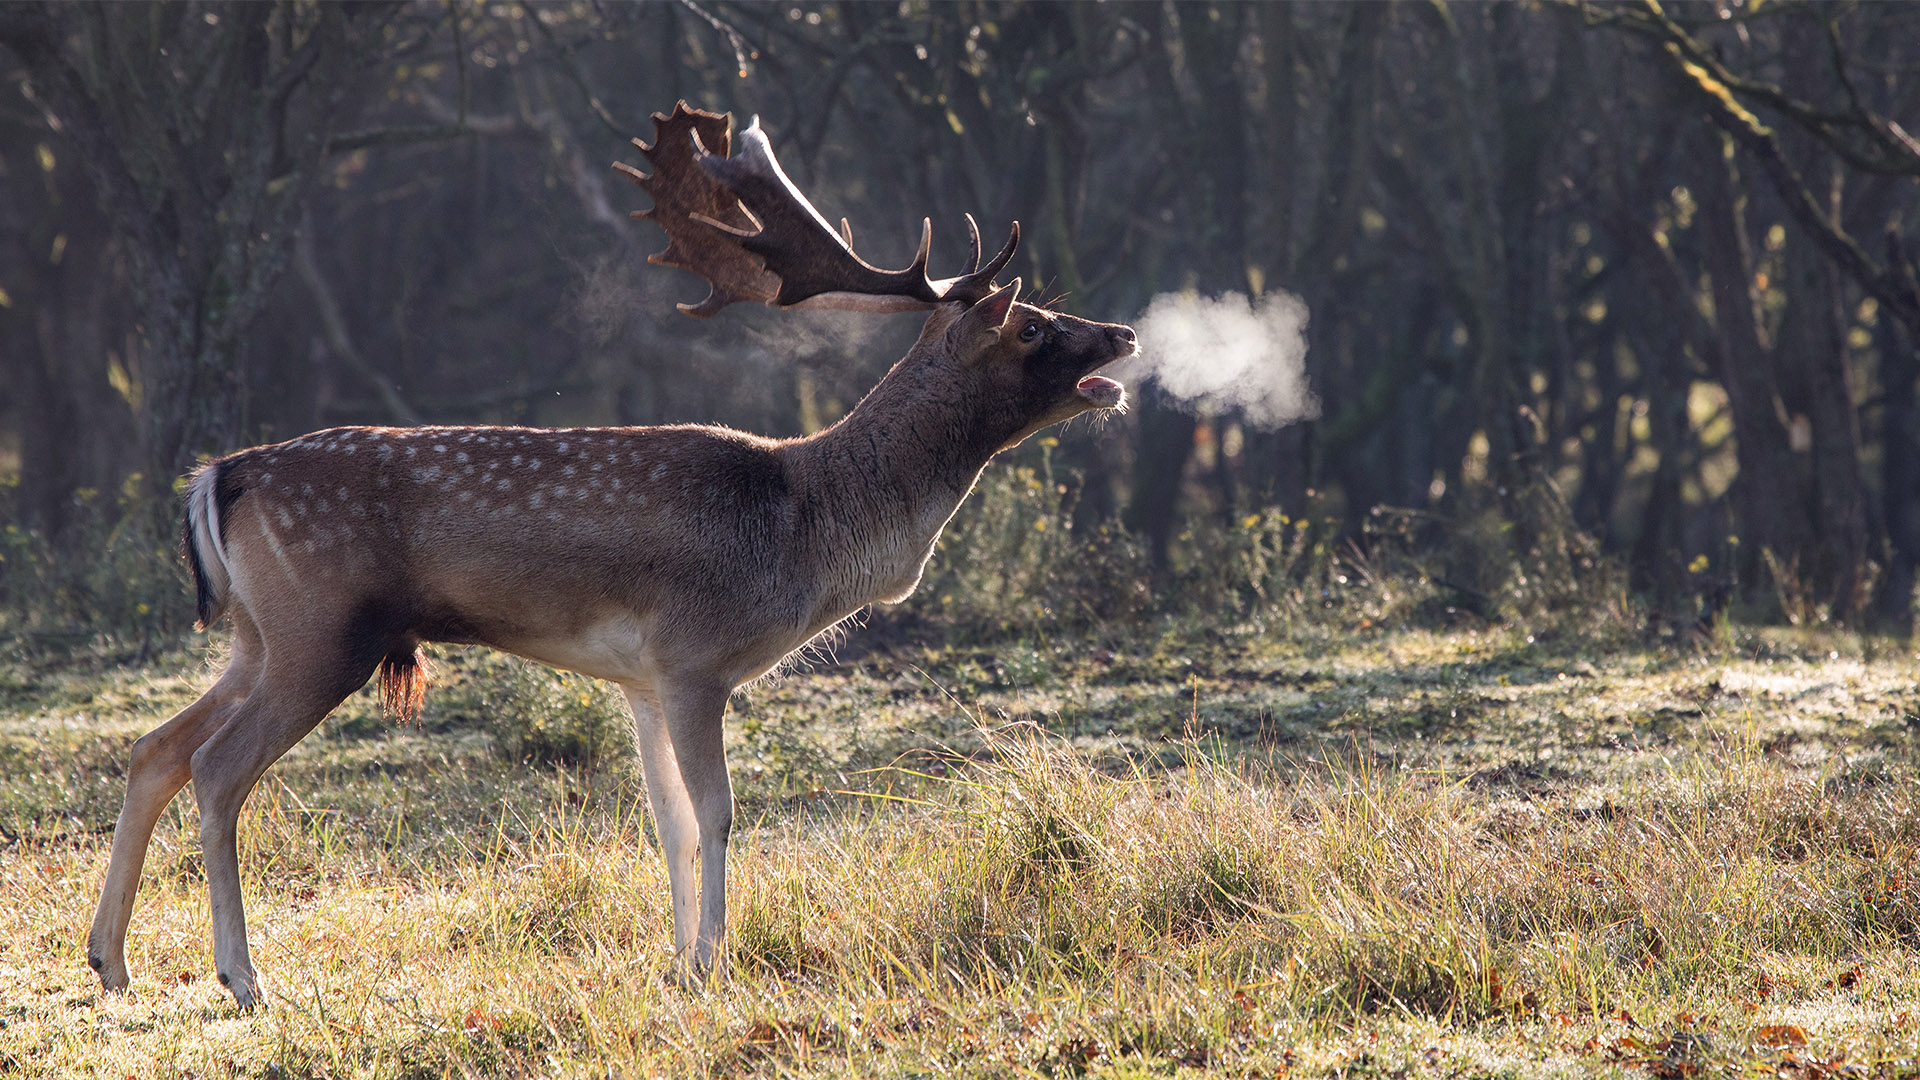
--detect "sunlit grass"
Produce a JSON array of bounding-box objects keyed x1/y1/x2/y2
[{"x1": 3, "y1": 620, "x2": 1919, "y2": 1077}]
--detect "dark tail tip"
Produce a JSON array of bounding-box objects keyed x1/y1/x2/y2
[
  {"x1": 379, "y1": 648, "x2": 431, "y2": 723},
  {"x1": 185, "y1": 518, "x2": 216, "y2": 629}
]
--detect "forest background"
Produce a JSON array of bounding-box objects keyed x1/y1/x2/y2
[{"x1": 3, "y1": 0, "x2": 1920, "y2": 639}]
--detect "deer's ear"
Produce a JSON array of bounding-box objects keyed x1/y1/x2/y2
[
  {"x1": 976, "y1": 279, "x2": 1020, "y2": 328},
  {"x1": 955, "y1": 278, "x2": 1020, "y2": 341}
]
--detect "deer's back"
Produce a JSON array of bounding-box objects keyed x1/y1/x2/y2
[{"x1": 208, "y1": 424, "x2": 812, "y2": 681}]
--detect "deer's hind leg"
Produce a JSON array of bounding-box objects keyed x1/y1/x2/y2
[
  {"x1": 188, "y1": 620, "x2": 387, "y2": 1009},
  {"x1": 88, "y1": 619, "x2": 263, "y2": 992}
]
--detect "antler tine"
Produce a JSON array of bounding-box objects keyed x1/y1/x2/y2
[
  {"x1": 933, "y1": 220, "x2": 1020, "y2": 306},
  {"x1": 961, "y1": 213, "x2": 983, "y2": 275},
  {"x1": 909, "y1": 218, "x2": 933, "y2": 281}
]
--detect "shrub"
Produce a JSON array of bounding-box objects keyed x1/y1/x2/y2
[
  {"x1": 0, "y1": 478, "x2": 193, "y2": 652},
  {"x1": 914, "y1": 456, "x2": 1153, "y2": 638},
  {"x1": 481, "y1": 657, "x2": 634, "y2": 773}
]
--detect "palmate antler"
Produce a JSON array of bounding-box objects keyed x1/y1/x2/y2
[{"x1": 615, "y1": 102, "x2": 1018, "y2": 317}]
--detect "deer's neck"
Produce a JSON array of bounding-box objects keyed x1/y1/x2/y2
[{"x1": 784, "y1": 357, "x2": 995, "y2": 607}]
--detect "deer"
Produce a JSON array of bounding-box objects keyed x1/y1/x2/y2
[{"x1": 85, "y1": 102, "x2": 1136, "y2": 1009}]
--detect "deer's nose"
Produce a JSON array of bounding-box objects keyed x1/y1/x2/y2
[{"x1": 1110, "y1": 324, "x2": 1136, "y2": 345}]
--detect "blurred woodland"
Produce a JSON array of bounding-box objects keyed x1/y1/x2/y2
[{"x1": 3, "y1": 0, "x2": 1920, "y2": 638}]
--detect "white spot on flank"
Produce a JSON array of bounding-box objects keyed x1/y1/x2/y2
[
  {"x1": 554, "y1": 486, "x2": 569, "y2": 498},
  {"x1": 336, "y1": 487, "x2": 348, "y2": 499},
  {"x1": 455, "y1": 452, "x2": 469, "y2": 463},
  {"x1": 497, "y1": 478, "x2": 513, "y2": 492},
  {"x1": 277, "y1": 508, "x2": 294, "y2": 528},
  {"x1": 406, "y1": 446, "x2": 417, "y2": 458},
  {"x1": 459, "y1": 490, "x2": 474, "y2": 502},
  {"x1": 435, "y1": 444, "x2": 447, "y2": 453},
  {"x1": 651, "y1": 464, "x2": 667, "y2": 481},
  {"x1": 591, "y1": 462, "x2": 603, "y2": 472},
  {"x1": 562, "y1": 465, "x2": 575, "y2": 477},
  {"x1": 301, "y1": 483, "x2": 314, "y2": 496},
  {"x1": 512, "y1": 455, "x2": 523, "y2": 466},
  {"x1": 529, "y1": 460, "x2": 541, "y2": 470},
  {"x1": 557, "y1": 441, "x2": 569, "y2": 453},
  {"x1": 530, "y1": 492, "x2": 545, "y2": 509}
]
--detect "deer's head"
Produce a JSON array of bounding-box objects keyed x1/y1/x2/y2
[
  {"x1": 932, "y1": 279, "x2": 1133, "y2": 452},
  {"x1": 617, "y1": 102, "x2": 1135, "y2": 452}
]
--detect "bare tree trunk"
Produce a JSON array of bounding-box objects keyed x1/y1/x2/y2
[
  {"x1": 1880, "y1": 307, "x2": 1920, "y2": 634},
  {"x1": 1690, "y1": 130, "x2": 1810, "y2": 593}
]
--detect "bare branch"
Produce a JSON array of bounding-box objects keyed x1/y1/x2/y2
[
  {"x1": 1571, "y1": 0, "x2": 1920, "y2": 175},
  {"x1": 522, "y1": 3, "x2": 625, "y2": 139},
  {"x1": 294, "y1": 212, "x2": 424, "y2": 426}
]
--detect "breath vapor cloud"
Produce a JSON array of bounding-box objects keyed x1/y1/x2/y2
[{"x1": 1117, "y1": 290, "x2": 1318, "y2": 429}]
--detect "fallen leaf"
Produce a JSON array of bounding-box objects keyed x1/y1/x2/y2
[{"x1": 1754, "y1": 1024, "x2": 1809, "y2": 1047}]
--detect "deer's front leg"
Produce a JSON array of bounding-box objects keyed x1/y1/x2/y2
[
  {"x1": 659, "y1": 677, "x2": 735, "y2": 979},
  {"x1": 623, "y1": 686, "x2": 699, "y2": 971}
]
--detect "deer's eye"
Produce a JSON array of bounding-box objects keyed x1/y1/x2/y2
[{"x1": 1019, "y1": 321, "x2": 1043, "y2": 342}]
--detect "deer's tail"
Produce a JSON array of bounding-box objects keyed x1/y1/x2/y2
[{"x1": 183, "y1": 462, "x2": 235, "y2": 630}]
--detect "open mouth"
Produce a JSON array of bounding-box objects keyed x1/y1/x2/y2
[{"x1": 1075, "y1": 373, "x2": 1125, "y2": 408}]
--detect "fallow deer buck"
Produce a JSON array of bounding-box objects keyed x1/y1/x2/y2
[{"x1": 87, "y1": 102, "x2": 1135, "y2": 1008}]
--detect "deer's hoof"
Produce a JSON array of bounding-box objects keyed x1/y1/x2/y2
[
  {"x1": 219, "y1": 969, "x2": 264, "y2": 1011},
  {"x1": 87, "y1": 948, "x2": 129, "y2": 992}
]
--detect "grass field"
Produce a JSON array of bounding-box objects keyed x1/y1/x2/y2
[{"x1": 3, "y1": 606, "x2": 1919, "y2": 1078}]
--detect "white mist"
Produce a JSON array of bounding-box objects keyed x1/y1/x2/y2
[{"x1": 1117, "y1": 290, "x2": 1317, "y2": 429}]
